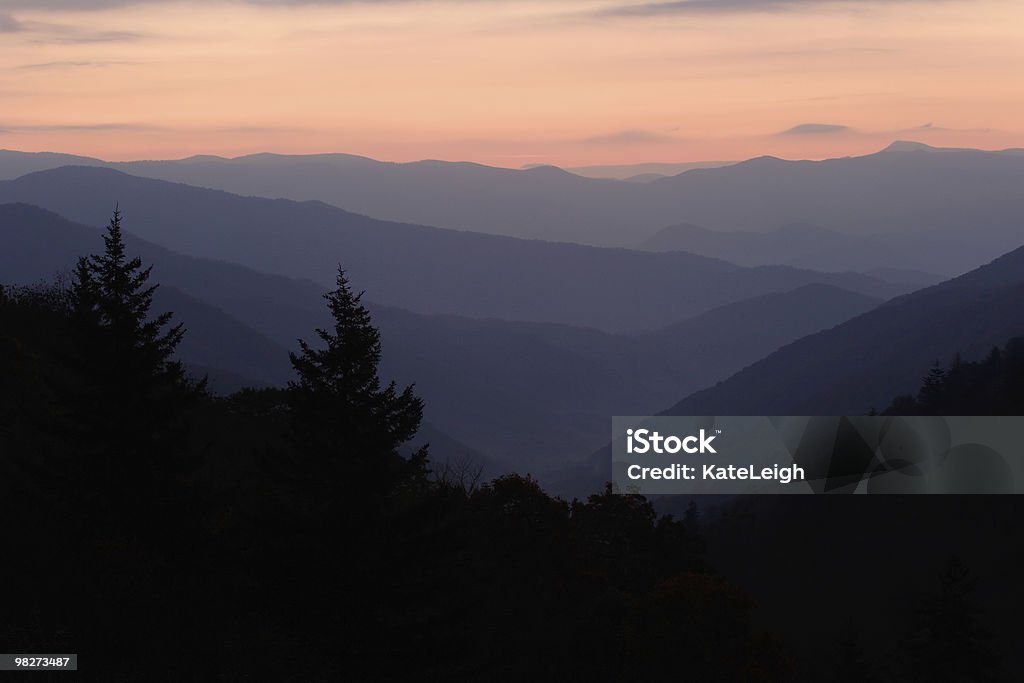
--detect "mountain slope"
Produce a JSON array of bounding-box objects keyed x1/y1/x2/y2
[
  {"x1": 640, "y1": 222, "x2": 848, "y2": 260},
  {"x1": 373, "y1": 285, "x2": 880, "y2": 467},
  {"x1": 0, "y1": 149, "x2": 103, "y2": 180},
  {"x1": 0, "y1": 203, "x2": 294, "y2": 387},
  {"x1": 0, "y1": 166, "x2": 903, "y2": 333},
  {"x1": 1, "y1": 203, "x2": 883, "y2": 471},
  {"x1": 3, "y1": 143, "x2": 1022, "y2": 275},
  {"x1": 0, "y1": 202, "x2": 327, "y2": 346},
  {"x1": 1, "y1": 148, "x2": 640, "y2": 244},
  {"x1": 667, "y1": 244, "x2": 1024, "y2": 416},
  {"x1": 639, "y1": 222, "x2": 953, "y2": 279},
  {"x1": 634, "y1": 283, "x2": 881, "y2": 402},
  {"x1": 156, "y1": 286, "x2": 292, "y2": 389},
  {"x1": 645, "y1": 143, "x2": 1024, "y2": 237}
]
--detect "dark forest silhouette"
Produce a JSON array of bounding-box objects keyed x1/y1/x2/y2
[
  {"x1": 0, "y1": 210, "x2": 1014, "y2": 681},
  {"x1": 884, "y1": 339, "x2": 1024, "y2": 416}
]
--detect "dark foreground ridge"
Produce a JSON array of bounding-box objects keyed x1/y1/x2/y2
[{"x1": 2, "y1": 211, "x2": 1020, "y2": 681}]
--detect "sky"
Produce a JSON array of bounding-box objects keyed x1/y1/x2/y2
[{"x1": 1, "y1": 0, "x2": 1022, "y2": 167}]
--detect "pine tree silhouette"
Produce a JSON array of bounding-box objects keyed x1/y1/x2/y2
[
  {"x1": 283, "y1": 268, "x2": 429, "y2": 665},
  {"x1": 288, "y1": 267, "x2": 426, "y2": 494},
  {"x1": 69, "y1": 207, "x2": 202, "y2": 499},
  {"x1": 917, "y1": 361, "x2": 949, "y2": 412},
  {"x1": 73, "y1": 207, "x2": 186, "y2": 374}
]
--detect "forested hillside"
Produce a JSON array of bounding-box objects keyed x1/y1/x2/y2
[{"x1": 0, "y1": 212, "x2": 782, "y2": 680}]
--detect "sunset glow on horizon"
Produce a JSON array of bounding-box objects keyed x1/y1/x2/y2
[{"x1": 1, "y1": 0, "x2": 1023, "y2": 167}]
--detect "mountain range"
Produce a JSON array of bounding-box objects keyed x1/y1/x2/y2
[
  {"x1": 2, "y1": 142, "x2": 1023, "y2": 276},
  {"x1": 640, "y1": 222, "x2": 948, "y2": 282},
  {"x1": 0, "y1": 166, "x2": 902, "y2": 333},
  {"x1": 668, "y1": 243, "x2": 1024, "y2": 416},
  {"x1": 4, "y1": 142, "x2": 1024, "y2": 481},
  {"x1": 1, "y1": 202, "x2": 882, "y2": 473}
]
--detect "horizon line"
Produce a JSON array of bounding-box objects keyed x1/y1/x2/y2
[{"x1": 4, "y1": 139, "x2": 1024, "y2": 173}]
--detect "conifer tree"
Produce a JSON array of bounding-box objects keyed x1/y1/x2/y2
[
  {"x1": 285, "y1": 268, "x2": 427, "y2": 653},
  {"x1": 917, "y1": 362, "x2": 948, "y2": 412},
  {"x1": 69, "y1": 207, "x2": 201, "y2": 492},
  {"x1": 288, "y1": 267, "x2": 426, "y2": 489},
  {"x1": 73, "y1": 207, "x2": 187, "y2": 378}
]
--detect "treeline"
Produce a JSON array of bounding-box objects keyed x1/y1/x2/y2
[
  {"x1": 0, "y1": 212, "x2": 788, "y2": 680},
  {"x1": 883, "y1": 338, "x2": 1024, "y2": 416}
]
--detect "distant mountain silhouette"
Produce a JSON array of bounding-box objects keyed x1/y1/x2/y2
[
  {"x1": 1, "y1": 203, "x2": 882, "y2": 472},
  {"x1": 0, "y1": 167, "x2": 902, "y2": 333},
  {"x1": 2, "y1": 144, "x2": 1022, "y2": 274},
  {"x1": 633, "y1": 283, "x2": 882, "y2": 397},
  {"x1": 642, "y1": 222, "x2": 853, "y2": 264},
  {"x1": 0, "y1": 203, "x2": 293, "y2": 387},
  {"x1": 1, "y1": 149, "x2": 639, "y2": 244},
  {"x1": 0, "y1": 201, "x2": 326, "y2": 342},
  {"x1": 375, "y1": 285, "x2": 878, "y2": 469},
  {"x1": 0, "y1": 149, "x2": 102, "y2": 179},
  {"x1": 640, "y1": 222, "x2": 952, "y2": 278},
  {"x1": 557, "y1": 160, "x2": 735, "y2": 180},
  {"x1": 667, "y1": 242, "x2": 1024, "y2": 416},
  {"x1": 156, "y1": 286, "x2": 292, "y2": 389}
]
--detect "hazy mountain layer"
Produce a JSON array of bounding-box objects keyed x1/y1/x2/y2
[
  {"x1": 668, "y1": 242, "x2": 1024, "y2": 416},
  {"x1": 640, "y1": 222, "x2": 953, "y2": 279},
  {"x1": 2, "y1": 144, "x2": 1022, "y2": 276},
  {"x1": 2, "y1": 203, "x2": 881, "y2": 472},
  {"x1": 0, "y1": 167, "x2": 902, "y2": 333}
]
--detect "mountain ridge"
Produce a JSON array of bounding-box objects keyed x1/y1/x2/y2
[
  {"x1": 3, "y1": 143, "x2": 1024, "y2": 272},
  {"x1": 666, "y1": 242, "x2": 1024, "y2": 416},
  {"x1": 0, "y1": 167, "x2": 903, "y2": 333},
  {"x1": 1, "y1": 202, "x2": 884, "y2": 472}
]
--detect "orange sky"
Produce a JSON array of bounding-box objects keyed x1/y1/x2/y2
[{"x1": 1, "y1": 0, "x2": 1022, "y2": 167}]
